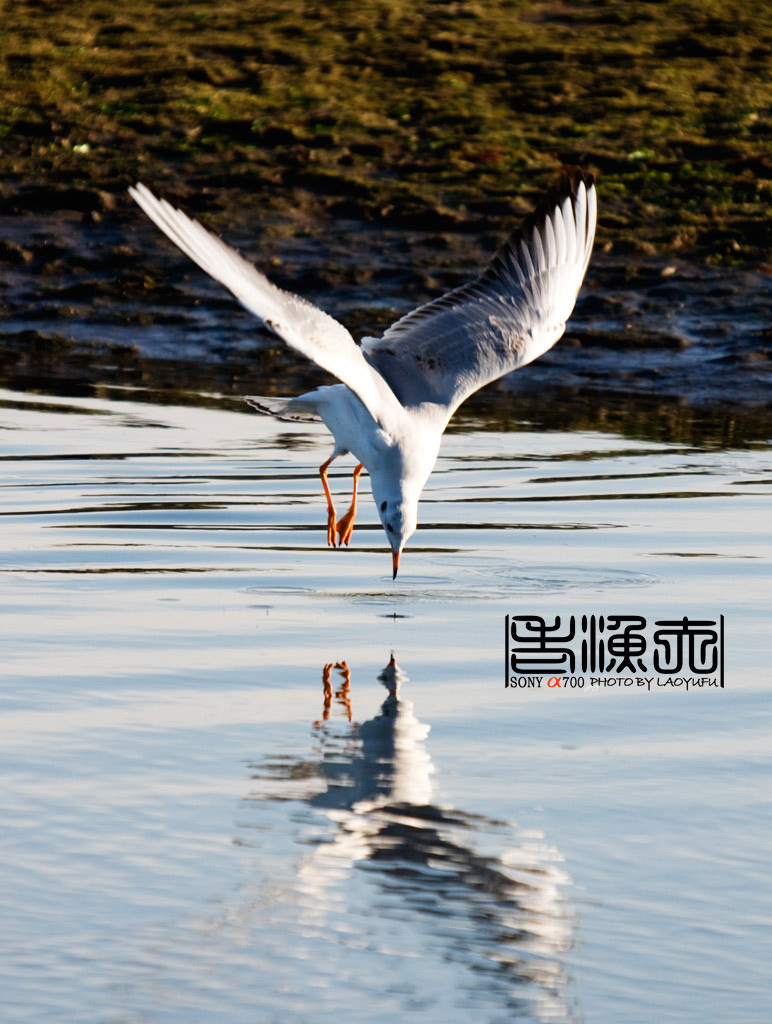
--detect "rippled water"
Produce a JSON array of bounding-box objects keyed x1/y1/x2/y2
[{"x1": 1, "y1": 388, "x2": 770, "y2": 1023}]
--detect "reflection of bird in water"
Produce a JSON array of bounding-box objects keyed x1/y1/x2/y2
[
  {"x1": 309, "y1": 655, "x2": 433, "y2": 813},
  {"x1": 130, "y1": 170, "x2": 595, "y2": 576},
  {"x1": 249, "y1": 656, "x2": 576, "y2": 1021}
]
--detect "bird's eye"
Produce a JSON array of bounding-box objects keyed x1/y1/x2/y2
[
  {"x1": 386, "y1": 523, "x2": 394, "y2": 533},
  {"x1": 380, "y1": 501, "x2": 387, "y2": 512}
]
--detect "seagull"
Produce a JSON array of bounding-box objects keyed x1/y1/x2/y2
[{"x1": 129, "y1": 168, "x2": 596, "y2": 578}]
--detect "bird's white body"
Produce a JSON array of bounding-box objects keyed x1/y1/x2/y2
[
  {"x1": 129, "y1": 169, "x2": 597, "y2": 573},
  {"x1": 299, "y1": 382, "x2": 440, "y2": 555},
  {"x1": 310, "y1": 384, "x2": 440, "y2": 498}
]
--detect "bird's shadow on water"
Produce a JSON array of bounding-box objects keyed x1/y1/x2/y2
[{"x1": 238, "y1": 655, "x2": 579, "y2": 1021}]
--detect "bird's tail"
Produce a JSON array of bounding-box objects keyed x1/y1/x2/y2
[{"x1": 245, "y1": 395, "x2": 321, "y2": 423}]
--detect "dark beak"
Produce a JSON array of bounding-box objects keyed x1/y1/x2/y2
[{"x1": 392, "y1": 549, "x2": 400, "y2": 579}]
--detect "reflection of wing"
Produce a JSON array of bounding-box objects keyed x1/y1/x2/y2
[
  {"x1": 129, "y1": 184, "x2": 397, "y2": 422},
  {"x1": 362, "y1": 167, "x2": 596, "y2": 415},
  {"x1": 241, "y1": 657, "x2": 575, "y2": 1018}
]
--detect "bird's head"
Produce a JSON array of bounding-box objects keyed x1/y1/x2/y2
[{"x1": 377, "y1": 496, "x2": 417, "y2": 578}]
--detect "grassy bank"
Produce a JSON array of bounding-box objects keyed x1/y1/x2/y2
[{"x1": 2, "y1": 0, "x2": 772, "y2": 262}]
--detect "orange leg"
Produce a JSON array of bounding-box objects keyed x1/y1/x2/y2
[
  {"x1": 319, "y1": 457, "x2": 337, "y2": 547},
  {"x1": 336, "y1": 464, "x2": 363, "y2": 548}
]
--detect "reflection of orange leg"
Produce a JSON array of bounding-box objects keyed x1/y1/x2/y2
[
  {"x1": 333, "y1": 661, "x2": 353, "y2": 721},
  {"x1": 319, "y1": 457, "x2": 337, "y2": 547},
  {"x1": 317, "y1": 663, "x2": 333, "y2": 723},
  {"x1": 316, "y1": 661, "x2": 353, "y2": 725},
  {"x1": 336, "y1": 464, "x2": 363, "y2": 548}
]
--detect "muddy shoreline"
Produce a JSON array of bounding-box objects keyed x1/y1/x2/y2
[
  {"x1": 4, "y1": 0, "x2": 772, "y2": 260},
  {"x1": 2, "y1": 1, "x2": 771, "y2": 445}
]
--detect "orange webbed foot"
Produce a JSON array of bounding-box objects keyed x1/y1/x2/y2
[{"x1": 336, "y1": 507, "x2": 356, "y2": 547}]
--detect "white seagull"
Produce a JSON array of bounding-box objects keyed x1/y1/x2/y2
[{"x1": 129, "y1": 168, "x2": 596, "y2": 577}]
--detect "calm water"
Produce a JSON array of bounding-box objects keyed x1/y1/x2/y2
[{"x1": 1, "y1": 388, "x2": 770, "y2": 1023}]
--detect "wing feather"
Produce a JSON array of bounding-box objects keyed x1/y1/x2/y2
[
  {"x1": 361, "y1": 168, "x2": 597, "y2": 418},
  {"x1": 552, "y1": 204, "x2": 566, "y2": 267},
  {"x1": 129, "y1": 183, "x2": 396, "y2": 421}
]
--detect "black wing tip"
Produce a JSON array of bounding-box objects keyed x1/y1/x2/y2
[
  {"x1": 522, "y1": 165, "x2": 595, "y2": 235},
  {"x1": 557, "y1": 164, "x2": 595, "y2": 197},
  {"x1": 486, "y1": 166, "x2": 595, "y2": 276}
]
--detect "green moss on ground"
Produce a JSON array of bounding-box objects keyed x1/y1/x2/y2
[{"x1": 2, "y1": 0, "x2": 772, "y2": 261}]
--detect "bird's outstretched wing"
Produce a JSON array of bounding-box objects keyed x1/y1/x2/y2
[
  {"x1": 361, "y1": 168, "x2": 596, "y2": 419},
  {"x1": 129, "y1": 183, "x2": 397, "y2": 421}
]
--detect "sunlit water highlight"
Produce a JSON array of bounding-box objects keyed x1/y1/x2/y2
[{"x1": 1, "y1": 388, "x2": 770, "y2": 1023}]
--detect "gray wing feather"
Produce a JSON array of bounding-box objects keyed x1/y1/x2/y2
[{"x1": 362, "y1": 168, "x2": 596, "y2": 416}]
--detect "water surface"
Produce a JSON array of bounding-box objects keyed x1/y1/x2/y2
[{"x1": 1, "y1": 389, "x2": 770, "y2": 1023}]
